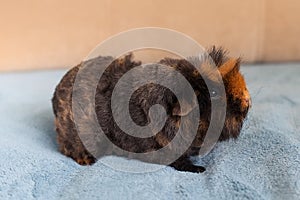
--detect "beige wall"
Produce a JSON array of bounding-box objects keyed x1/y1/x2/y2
[{"x1": 0, "y1": 0, "x2": 300, "y2": 72}]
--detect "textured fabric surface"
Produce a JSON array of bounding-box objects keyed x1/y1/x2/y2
[{"x1": 0, "y1": 64, "x2": 299, "y2": 200}]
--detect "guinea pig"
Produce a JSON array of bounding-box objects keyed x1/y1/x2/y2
[{"x1": 52, "y1": 47, "x2": 251, "y2": 173}]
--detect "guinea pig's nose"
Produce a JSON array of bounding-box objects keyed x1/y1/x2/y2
[
  {"x1": 243, "y1": 95, "x2": 252, "y2": 108},
  {"x1": 246, "y1": 98, "x2": 251, "y2": 107},
  {"x1": 242, "y1": 92, "x2": 252, "y2": 109}
]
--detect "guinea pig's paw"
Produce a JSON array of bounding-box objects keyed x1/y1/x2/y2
[
  {"x1": 75, "y1": 157, "x2": 96, "y2": 165},
  {"x1": 170, "y1": 159, "x2": 206, "y2": 173},
  {"x1": 184, "y1": 165, "x2": 206, "y2": 173}
]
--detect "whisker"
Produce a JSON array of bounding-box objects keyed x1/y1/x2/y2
[{"x1": 251, "y1": 86, "x2": 264, "y2": 100}]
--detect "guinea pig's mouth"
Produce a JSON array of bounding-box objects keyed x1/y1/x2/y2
[
  {"x1": 242, "y1": 104, "x2": 251, "y2": 116},
  {"x1": 230, "y1": 109, "x2": 249, "y2": 120},
  {"x1": 229, "y1": 98, "x2": 251, "y2": 117},
  {"x1": 241, "y1": 106, "x2": 250, "y2": 117}
]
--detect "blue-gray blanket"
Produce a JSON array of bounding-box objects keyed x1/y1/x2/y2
[{"x1": 0, "y1": 64, "x2": 299, "y2": 200}]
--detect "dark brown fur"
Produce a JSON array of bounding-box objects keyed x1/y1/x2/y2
[{"x1": 52, "y1": 47, "x2": 251, "y2": 172}]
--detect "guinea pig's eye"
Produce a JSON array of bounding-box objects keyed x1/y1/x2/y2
[{"x1": 210, "y1": 88, "x2": 221, "y2": 99}]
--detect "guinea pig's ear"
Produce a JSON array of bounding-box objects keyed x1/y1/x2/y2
[
  {"x1": 219, "y1": 58, "x2": 241, "y2": 77},
  {"x1": 172, "y1": 101, "x2": 195, "y2": 116}
]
